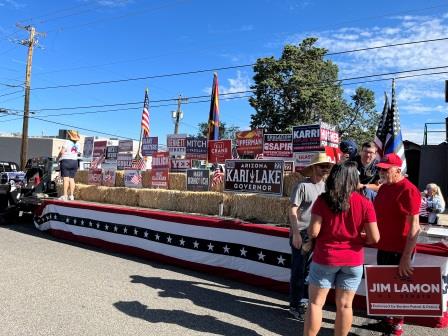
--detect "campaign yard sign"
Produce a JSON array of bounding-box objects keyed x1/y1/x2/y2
[
  {"x1": 150, "y1": 169, "x2": 169, "y2": 189},
  {"x1": 88, "y1": 169, "x2": 102, "y2": 186},
  {"x1": 224, "y1": 160, "x2": 284, "y2": 196},
  {"x1": 186, "y1": 137, "x2": 208, "y2": 160},
  {"x1": 141, "y1": 137, "x2": 158, "y2": 156},
  {"x1": 284, "y1": 161, "x2": 294, "y2": 172},
  {"x1": 118, "y1": 139, "x2": 134, "y2": 153},
  {"x1": 152, "y1": 151, "x2": 170, "y2": 170},
  {"x1": 105, "y1": 146, "x2": 119, "y2": 160},
  {"x1": 263, "y1": 134, "x2": 293, "y2": 158},
  {"x1": 170, "y1": 159, "x2": 191, "y2": 172},
  {"x1": 102, "y1": 168, "x2": 116, "y2": 187},
  {"x1": 186, "y1": 169, "x2": 210, "y2": 192},
  {"x1": 117, "y1": 153, "x2": 133, "y2": 170},
  {"x1": 124, "y1": 170, "x2": 142, "y2": 188},
  {"x1": 236, "y1": 129, "x2": 263, "y2": 156},
  {"x1": 208, "y1": 140, "x2": 232, "y2": 163},
  {"x1": 293, "y1": 151, "x2": 319, "y2": 172},
  {"x1": 364, "y1": 266, "x2": 443, "y2": 317},
  {"x1": 83, "y1": 136, "x2": 94, "y2": 158},
  {"x1": 167, "y1": 134, "x2": 187, "y2": 157},
  {"x1": 93, "y1": 140, "x2": 107, "y2": 158},
  {"x1": 292, "y1": 122, "x2": 339, "y2": 152}
]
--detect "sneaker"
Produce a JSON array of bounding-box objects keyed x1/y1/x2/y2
[
  {"x1": 288, "y1": 306, "x2": 304, "y2": 321},
  {"x1": 58, "y1": 195, "x2": 67, "y2": 201},
  {"x1": 68, "y1": 195, "x2": 74, "y2": 201}
]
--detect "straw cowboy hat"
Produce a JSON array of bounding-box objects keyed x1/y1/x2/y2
[
  {"x1": 67, "y1": 130, "x2": 80, "y2": 141},
  {"x1": 301, "y1": 152, "x2": 334, "y2": 177}
]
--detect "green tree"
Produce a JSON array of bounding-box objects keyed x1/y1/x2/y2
[
  {"x1": 197, "y1": 122, "x2": 240, "y2": 139},
  {"x1": 338, "y1": 87, "x2": 380, "y2": 145},
  {"x1": 249, "y1": 37, "x2": 379, "y2": 144}
]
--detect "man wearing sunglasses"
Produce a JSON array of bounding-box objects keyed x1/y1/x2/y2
[
  {"x1": 288, "y1": 153, "x2": 333, "y2": 321},
  {"x1": 372, "y1": 153, "x2": 421, "y2": 336}
]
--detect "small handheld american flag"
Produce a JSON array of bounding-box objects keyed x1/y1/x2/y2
[
  {"x1": 211, "y1": 169, "x2": 224, "y2": 187},
  {"x1": 130, "y1": 173, "x2": 142, "y2": 186}
]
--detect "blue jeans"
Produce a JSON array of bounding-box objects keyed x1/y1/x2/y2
[{"x1": 289, "y1": 230, "x2": 311, "y2": 308}]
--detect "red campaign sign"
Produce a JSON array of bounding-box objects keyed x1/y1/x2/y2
[
  {"x1": 150, "y1": 169, "x2": 169, "y2": 189},
  {"x1": 88, "y1": 169, "x2": 102, "y2": 186},
  {"x1": 292, "y1": 122, "x2": 339, "y2": 152},
  {"x1": 151, "y1": 151, "x2": 170, "y2": 170},
  {"x1": 365, "y1": 266, "x2": 443, "y2": 317},
  {"x1": 170, "y1": 159, "x2": 191, "y2": 172},
  {"x1": 208, "y1": 140, "x2": 232, "y2": 163},
  {"x1": 236, "y1": 129, "x2": 263, "y2": 155},
  {"x1": 93, "y1": 140, "x2": 107, "y2": 158}
]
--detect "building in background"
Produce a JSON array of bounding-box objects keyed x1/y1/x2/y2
[{"x1": 0, "y1": 130, "x2": 85, "y2": 165}]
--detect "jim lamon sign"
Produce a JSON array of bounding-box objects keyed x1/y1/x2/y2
[
  {"x1": 364, "y1": 266, "x2": 444, "y2": 317},
  {"x1": 224, "y1": 160, "x2": 284, "y2": 196}
]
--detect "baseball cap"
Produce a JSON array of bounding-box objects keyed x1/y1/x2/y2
[{"x1": 376, "y1": 153, "x2": 402, "y2": 169}]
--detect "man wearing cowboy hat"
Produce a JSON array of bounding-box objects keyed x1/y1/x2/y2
[
  {"x1": 56, "y1": 130, "x2": 81, "y2": 201},
  {"x1": 288, "y1": 152, "x2": 333, "y2": 320}
]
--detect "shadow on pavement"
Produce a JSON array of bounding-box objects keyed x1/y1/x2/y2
[{"x1": 114, "y1": 300, "x2": 263, "y2": 336}]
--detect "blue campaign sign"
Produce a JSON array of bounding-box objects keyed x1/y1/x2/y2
[
  {"x1": 141, "y1": 137, "x2": 158, "y2": 156},
  {"x1": 186, "y1": 137, "x2": 208, "y2": 160}
]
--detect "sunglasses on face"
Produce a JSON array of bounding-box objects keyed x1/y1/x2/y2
[{"x1": 316, "y1": 164, "x2": 332, "y2": 169}]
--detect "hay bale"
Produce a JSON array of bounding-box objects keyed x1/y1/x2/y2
[
  {"x1": 104, "y1": 187, "x2": 138, "y2": 206},
  {"x1": 283, "y1": 172, "x2": 306, "y2": 197},
  {"x1": 173, "y1": 191, "x2": 224, "y2": 215},
  {"x1": 169, "y1": 173, "x2": 186, "y2": 191},
  {"x1": 76, "y1": 185, "x2": 110, "y2": 203},
  {"x1": 75, "y1": 170, "x2": 88, "y2": 184},
  {"x1": 138, "y1": 189, "x2": 180, "y2": 211},
  {"x1": 225, "y1": 193, "x2": 290, "y2": 224},
  {"x1": 115, "y1": 171, "x2": 125, "y2": 187},
  {"x1": 142, "y1": 170, "x2": 151, "y2": 188}
]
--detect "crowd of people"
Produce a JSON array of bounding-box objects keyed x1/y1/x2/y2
[{"x1": 289, "y1": 140, "x2": 446, "y2": 336}]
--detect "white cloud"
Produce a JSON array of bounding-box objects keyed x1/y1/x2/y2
[
  {"x1": 0, "y1": 0, "x2": 25, "y2": 9},
  {"x1": 96, "y1": 0, "x2": 132, "y2": 7},
  {"x1": 402, "y1": 127, "x2": 446, "y2": 145},
  {"x1": 203, "y1": 71, "x2": 252, "y2": 97}
]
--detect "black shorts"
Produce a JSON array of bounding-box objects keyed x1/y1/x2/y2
[{"x1": 60, "y1": 159, "x2": 78, "y2": 178}]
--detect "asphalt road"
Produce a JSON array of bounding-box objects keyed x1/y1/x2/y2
[{"x1": 0, "y1": 218, "x2": 445, "y2": 336}]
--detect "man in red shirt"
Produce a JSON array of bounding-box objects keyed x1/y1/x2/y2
[{"x1": 373, "y1": 153, "x2": 421, "y2": 336}]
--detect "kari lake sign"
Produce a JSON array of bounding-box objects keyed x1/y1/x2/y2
[{"x1": 224, "y1": 160, "x2": 284, "y2": 196}]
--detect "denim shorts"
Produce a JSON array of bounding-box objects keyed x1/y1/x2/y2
[{"x1": 308, "y1": 262, "x2": 363, "y2": 292}]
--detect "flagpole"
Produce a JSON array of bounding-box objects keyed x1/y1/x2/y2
[{"x1": 136, "y1": 88, "x2": 149, "y2": 160}]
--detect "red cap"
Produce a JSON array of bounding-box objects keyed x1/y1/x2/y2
[{"x1": 376, "y1": 153, "x2": 402, "y2": 169}]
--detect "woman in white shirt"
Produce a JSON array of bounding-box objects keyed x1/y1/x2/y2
[{"x1": 56, "y1": 130, "x2": 80, "y2": 200}]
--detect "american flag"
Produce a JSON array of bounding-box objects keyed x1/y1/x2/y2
[
  {"x1": 374, "y1": 79, "x2": 407, "y2": 173},
  {"x1": 91, "y1": 155, "x2": 105, "y2": 169},
  {"x1": 131, "y1": 156, "x2": 146, "y2": 170},
  {"x1": 141, "y1": 89, "x2": 150, "y2": 137},
  {"x1": 130, "y1": 172, "x2": 142, "y2": 186},
  {"x1": 211, "y1": 169, "x2": 224, "y2": 187}
]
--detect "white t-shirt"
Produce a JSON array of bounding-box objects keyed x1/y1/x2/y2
[{"x1": 60, "y1": 140, "x2": 80, "y2": 160}]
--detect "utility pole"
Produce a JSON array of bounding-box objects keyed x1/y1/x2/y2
[
  {"x1": 17, "y1": 24, "x2": 44, "y2": 170},
  {"x1": 172, "y1": 94, "x2": 188, "y2": 134}
]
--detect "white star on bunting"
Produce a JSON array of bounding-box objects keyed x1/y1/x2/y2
[
  {"x1": 240, "y1": 248, "x2": 247, "y2": 257},
  {"x1": 134, "y1": 228, "x2": 138, "y2": 235},
  {"x1": 155, "y1": 233, "x2": 160, "y2": 240},
  {"x1": 223, "y1": 245, "x2": 230, "y2": 254},
  {"x1": 123, "y1": 227, "x2": 128, "y2": 233},
  {"x1": 105, "y1": 224, "x2": 109, "y2": 231},
  {"x1": 277, "y1": 255, "x2": 285, "y2": 265},
  {"x1": 207, "y1": 243, "x2": 214, "y2": 251},
  {"x1": 179, "y1": 238, "x2": 185, "y2": 246},
  {"x1": 257, "y1": 251, "x2": 265, "y2": 261},
  {"x1": 144, "y1": 231, "x2": 149, "y2": 238},
  {"x1": 167, "y1": 236, "x2": 172, "y2": 243},
  {"x1": 193, "y1": 241, "x2": 199, "y2": 249},
  {"x1": 114, "y1": 226, "x2": 118, "y2": 232}
]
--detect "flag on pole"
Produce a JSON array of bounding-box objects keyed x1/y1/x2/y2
[
  {"x1": 207, "y1": 73, "x2": 220, "y2": 141},
  {"x1": 374, "y1": 79, "x2": 406, "y2": 172},
  {"x1": 91, "y1": 155, "x2": 105, "y2": 169},
  {"x1": 141, "y1": 89, "x2": 150, "y2": 137}
]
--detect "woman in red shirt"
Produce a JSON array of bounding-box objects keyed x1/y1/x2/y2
[{"x1": 303, "y1": 161, "x2": 380, "y2": 336}]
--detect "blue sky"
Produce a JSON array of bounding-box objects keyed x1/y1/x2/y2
[{"x1": 1, "y1": 0, "x2": 448, "y2": 146}]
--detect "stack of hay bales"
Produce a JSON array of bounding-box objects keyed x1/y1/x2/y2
[{"x1": 71, "y1": 169, "x2": 306, "y2": 225}]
